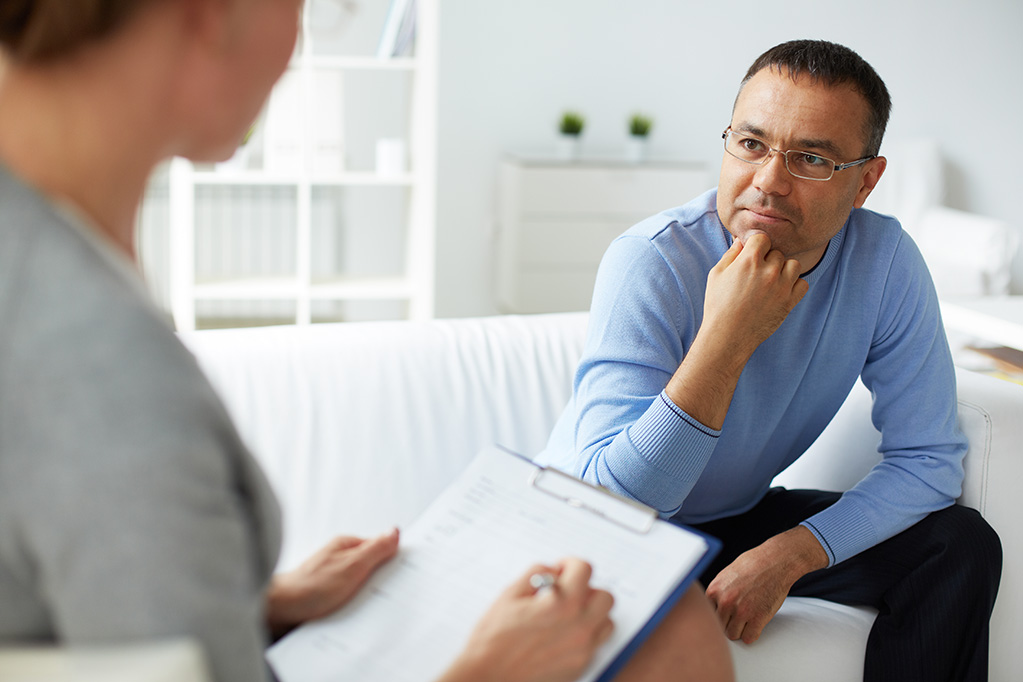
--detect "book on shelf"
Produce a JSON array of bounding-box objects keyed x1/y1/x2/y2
[
  {"x1": 263, "y1": 69, "x2": 346, "y2": 175},
  {"x1": 263, "y1": 70, "x2": 303, "y2": 174},
  {"x1": 377, "y1": 0, "x2": 417, "y2": 58},
  {"x1": 308, "y1": 70, "x2": 346, "y2": 175}
]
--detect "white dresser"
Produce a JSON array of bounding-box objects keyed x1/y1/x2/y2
[{"x1": 496, "y1": 157, "x2": 710, "y2": 313}]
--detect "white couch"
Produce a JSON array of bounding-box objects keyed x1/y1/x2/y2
[{"x1": 181, "y1": 312, "x2": 1023, "y2": 682}]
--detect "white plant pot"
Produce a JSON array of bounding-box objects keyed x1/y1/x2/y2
[
  {"x1": 625, "y1": 136, "x2": 648, "y2": 163},
  {"x1": 555, "y1": 134, "x2": 581, "y2": 161}
]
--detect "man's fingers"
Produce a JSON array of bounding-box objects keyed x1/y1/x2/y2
[
  {"x1": 790, "y1": 276, "x2": 809, "y2": 303},
  {"x1": 723, "y1": 614, "x2": 744, "y2": 641},
  {"x1": 741, "y1": 622, "x2": 763, "y2": 644},
  {"x1": 762, "y1": 247, "x2": 787, "y2": 269},
  {"x1": 715, "y1": 237, "x2": 744, "y2": 270},
  {"x1": 782, "y1": 254, "x2": 802, "y2": 278},
  {"x1": 739, "y1": 232, "x2": 772, "y2": 258},
  {"x1": 719, "y1": 604, "x2": 769, "y2": 644}
]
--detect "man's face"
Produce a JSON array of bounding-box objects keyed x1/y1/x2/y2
[{"x1": 716, "y1": 67, "x2": 886, "y2": 273}]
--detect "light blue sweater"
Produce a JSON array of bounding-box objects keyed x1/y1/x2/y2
[{"x1": 537, "y1": 189, "x2": 966, "y2": 566}]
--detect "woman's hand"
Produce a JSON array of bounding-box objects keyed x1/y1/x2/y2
[
  {"x1": 265, "y1": 528, "x2": 400, "y2": 638},
  {"x1": 438, "y1": 558, "x2": 615, "y2": 682}
]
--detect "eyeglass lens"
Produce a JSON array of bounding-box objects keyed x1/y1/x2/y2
[{"x1": 724, "y1": 131, "x2": 834, "y2": 180}]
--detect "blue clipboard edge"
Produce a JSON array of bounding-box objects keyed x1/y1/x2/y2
[{"x1": 594, "y1": 524, "x2": 722, "y2": 682}]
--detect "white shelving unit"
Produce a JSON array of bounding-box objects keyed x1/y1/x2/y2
[{"x1": 167, "y1": 0, "x2": 437, "y2": 331}]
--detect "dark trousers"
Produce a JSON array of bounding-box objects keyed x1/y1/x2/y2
[{"x1": 687, "y1": 489, "x2": 1002, "y2": 682}]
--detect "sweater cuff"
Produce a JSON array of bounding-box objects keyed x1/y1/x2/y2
[
  {"x1": 612, "y1": 391, "x2": 720, "y2": 506},
  {"x1": 801, "y1": 497, "x2": 877, "y2": 567}
]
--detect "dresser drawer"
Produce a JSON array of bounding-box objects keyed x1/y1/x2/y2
[
  {"x1": 513, "y1": 165, "x2": 708, "y2": 216},
  {"x1": 496, "y1": 159, "x2": 710, "y2": 314}
]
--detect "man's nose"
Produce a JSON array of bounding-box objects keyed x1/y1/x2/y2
[{"x1": 752, "y1": 149, "x2": 792, "y2": 196}]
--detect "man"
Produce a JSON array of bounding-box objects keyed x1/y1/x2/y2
[{"x1": 537, "y1": 39, "x2": 1000, "y2": 681}]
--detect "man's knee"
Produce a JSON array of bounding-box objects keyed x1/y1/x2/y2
[{"x1": 929, "y1": 505, "x2": 1002, "y2": 589}]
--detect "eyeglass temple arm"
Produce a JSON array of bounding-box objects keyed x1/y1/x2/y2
[{"x1": 833, "y1": 156, "x2": 876, "y2": 172}]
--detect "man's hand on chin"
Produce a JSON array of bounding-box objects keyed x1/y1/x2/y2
[{"x1": 704, "y1": 525, "x2": 829, "y2": 644}]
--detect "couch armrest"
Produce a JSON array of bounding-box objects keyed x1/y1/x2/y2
[
  {"x1": 773, "y1": 368, "x2": 1023, "y2": 681},
  {"x1": 954, "y1": 370, "x2": 1023, "y2": 682}
]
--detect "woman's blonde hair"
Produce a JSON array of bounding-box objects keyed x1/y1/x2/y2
[{"x1": 0, "y1": 0, "x2": 156, "y2": 64}]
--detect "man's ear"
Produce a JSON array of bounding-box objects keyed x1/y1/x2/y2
[{"x1": 853, "y1": 156, "x2": 887, "y2": 209}]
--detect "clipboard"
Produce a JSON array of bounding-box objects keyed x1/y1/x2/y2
[
  {"x1": 525, "y1": 449, "x2": 719, "y2": 680},
  {"x1": 529, "y1": 461, "x2": 657, "y2": 534},
  {"x1": 267, "y1": 445, "x2": 720, "y2": 682}
]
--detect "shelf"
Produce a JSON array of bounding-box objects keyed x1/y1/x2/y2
[
  {"x1": 299, "y1": 56, "x2": 418, "y2": 71},
  {"x1": 163, "y1": 0, "x2": 437, "y2": 331},
  {"x1": 192, "y1": 277, "x2": 414, "y2": 301},
  {"x1": 309, "y1": 278, "x2": 414, "y2": 299},
  {"x1": 190, "y1": 170, "x2": 416, "y2": 187},
  {"x1": 193, "y1": 278, "x2": 302, "y2": 299},
  {"x1": 505, "y1": 153, "x2": 707, "y2": 170}
]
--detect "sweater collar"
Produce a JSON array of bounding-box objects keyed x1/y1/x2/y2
[{"x1": 801, "y1": 224, "x2": 846, "y2": 285}]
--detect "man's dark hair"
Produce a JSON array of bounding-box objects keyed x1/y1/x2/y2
[{"x1": 739, "y1": 40, "x2": 892, "y2": 157}]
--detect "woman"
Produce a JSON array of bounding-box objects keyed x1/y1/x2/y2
[{"x1": 0, "y1": 1, "x2": 732, "y2": 681}]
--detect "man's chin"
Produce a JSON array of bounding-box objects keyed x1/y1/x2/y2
[{"x1": 727, "y1": 225, "x2": 773, "y2": 248}]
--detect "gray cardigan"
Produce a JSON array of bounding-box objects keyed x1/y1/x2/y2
[{"x1": 0, "y1": 164, "x2": 282, "y2": 682}]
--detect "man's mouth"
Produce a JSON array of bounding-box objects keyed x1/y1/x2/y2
[{"x1": 742, "y1": 205, "x2": 791, "y2": 224}]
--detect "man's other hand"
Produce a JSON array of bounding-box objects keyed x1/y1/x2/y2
[{"x1": 705, "y1": 525, "x2": 828, "y2": 644}]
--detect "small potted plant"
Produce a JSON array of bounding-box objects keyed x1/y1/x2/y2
[
  {"x1": 556, "y1": 111, "x2": 585, "y2": 161},
  {"x1": 626, "y1": 113, "x2": 653, "y2": 163}
]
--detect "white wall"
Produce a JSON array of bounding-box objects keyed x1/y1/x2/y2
[{"x1": 435, "y1": 0, "x2": 1023, "y2": 318}]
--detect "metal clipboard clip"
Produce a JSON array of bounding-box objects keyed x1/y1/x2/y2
[{"x1": 528, "y1": 466, "x2": 656, "y2": 535}]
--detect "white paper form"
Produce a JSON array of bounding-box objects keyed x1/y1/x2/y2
[{"x1": 267, "y1": 446, "x2": 713, "y2": 682}]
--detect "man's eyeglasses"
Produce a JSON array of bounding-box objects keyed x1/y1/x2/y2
[{"x1": 722, "y1": 127, "x2": 875, "y2": 181}]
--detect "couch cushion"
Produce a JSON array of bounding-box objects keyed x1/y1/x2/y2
[
  {"x1": 730, "y1": 597, "x2": 876, "y2": 682},
  {"x1": 181, "y1": 313, "x2": 588, "y2": 570}
]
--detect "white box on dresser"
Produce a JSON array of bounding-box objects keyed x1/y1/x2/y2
[{"x1": 496, "y1": 157, "x2": 709, "y2": 313}]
